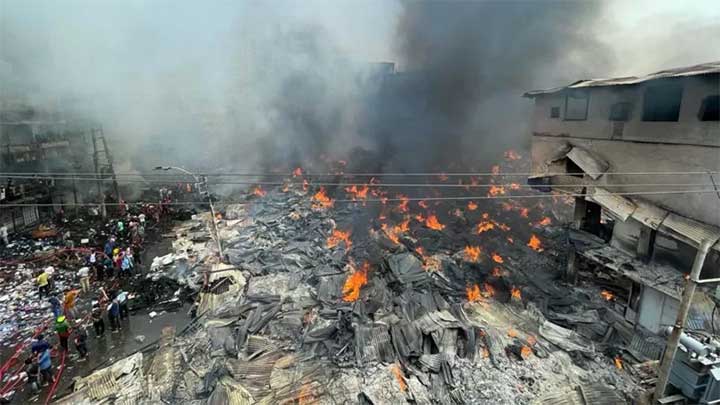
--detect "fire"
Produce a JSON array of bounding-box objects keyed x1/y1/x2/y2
[
  {"x1": 467, "y1": 201, "x2": 478, "y2": 211},
  {"x1": 510, "y1": 183, "x2": 521, "y2": 190},
  {"x1": 491, "y1": 253, "x2": 504, "y2": 264},
  {"x1": 491, "y1": 267, "x2": 502, "y2": 277},
  {"x1": 520, "y1": 345, "x2": 532, "y2": 359},
  {"x1": 527, "y1": 234, "x2": 544, "y2": 252},
  {"x1": 519, "y1": 207, "x2": 529, "y2": 218},
  {"x1": 381, "y1": 219, "x2": 410, "y2": 245},
  {"x1": 466, "y1": 284, "x2": 481, "y2": 302},
  {"x1": 342, "y1": 262, "x2": 368, "y2": 302},
  {"x1": 298, "y1": 383, "x2": 314, "y2": 404},
  {"x1": 312, "y1": 187, "x2": 334, "y2": 209},
  {"x1": 425, "y1": 215, "x2": 445, "y2": 231},
  {"x1": 511, "y1": 287, "x2": 522, "y2": 300},
  {"x1": 464, "y1": 246, "x2": 482, "y2": 263},
  {"x1": 475, "y1": 221, "x2": 495, "y2": 234},
  {"x1": 252, "y1": 185, "x2": 267, "y2": 197},
  {"x1": 327, "y1": 229, "x2": 352, "y2": 251},
  {"x1": 414, "y1": 214, "x2": 426, "y2": 223},
  {"x1": 418, "y1": 200, "x2": 429, "y2": 209},
  {"x1": 488, "y1": 185, "x2": 506, "y2": 197},
  {"x1": 536, "y1": 217, "x2": 552, "y2": 226},
  {"x1": 345, "y1": 184, "x2": 369, "y2": 201},
  {"x1": 601, "y1": 290, "x2": 615, "y2": 301},
  {"x1": 389, "y1": 363, "x2": 407, "y2": 392},
  {"x1": 293, "y1": 167, "x2": 303, "y2": 177},
  {"x1": 614, "y1": 356, "x2": 623, "y2": 370},
  {"x1": 482, "y1": 282, "x2": 495, "y2": 297},
  {"x1": 497, "y1": 223, "x2": 511, "y2": 232},
  {"x1": 491, "y1": 165, "x2": 500, "y2": 175},
  {"x1": 397, "y1": 195, "x2": 409, "y2": 213},
  {"x1": 507, "y1": 328, "x2": 517, "y2": 338},
  {"x1": 504, "y1": 149, "x2": 522, "y2": 161}
]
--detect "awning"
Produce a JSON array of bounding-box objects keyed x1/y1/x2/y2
[
  {"x1": 587, "y1": 187, "x2": 636, "y2": 221},
  {"x1": 565, "y1": 147, "x2": 609, "y2": 180},
  {"x1": 659, "y1": 213, "x2": 720, "y2": 251},
  {"x1": 630, "y1": 199, "x2": 669, "y2": 230}
]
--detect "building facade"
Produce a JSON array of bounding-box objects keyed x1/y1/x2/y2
[{"x1": 524, "y1": 62, "x2": 720, "y2": 335}]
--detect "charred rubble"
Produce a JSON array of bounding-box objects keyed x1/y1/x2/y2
[{"x1": 57, "y1": 165, "x2": 650, "y2": 404}]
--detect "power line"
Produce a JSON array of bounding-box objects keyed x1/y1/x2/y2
[
  {"x1": 0, "y1": 170, "x2": 717, "y2": 178},
  {"x1": 0, "y1": 174, "x2": 715, "y2": 189},
  {"x1": 1, "y1": 189, "x2": 718, "y2": 207}
]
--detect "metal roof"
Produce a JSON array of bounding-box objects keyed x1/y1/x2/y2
[
  {"x1": 524, "y1": 61, "x2": 720, "y2": 97},
  {"x1": 587, "y1": 187, "x2": 637, "y2": 222}
]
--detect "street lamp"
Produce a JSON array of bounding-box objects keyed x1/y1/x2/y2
[{"x1": 154, "y1": 166, "x2": 225, "y2": 261}]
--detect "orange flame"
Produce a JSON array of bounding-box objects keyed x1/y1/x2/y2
[
  {"x1": 389, "y1": 363, "x2": 408, "y2": 392},
  {"x1": 504, "y1": 149, "x2": 522, "y2": 161},
  {"x1": 312, "y1": 187, "x2": 334, "y2": 209},
  {"x1": 425, "y1": 215, "x2": 445, "y2": 231},
  {"x1": 397, "y1": 195, "x2": 409, "y2": 213},
  {"x1": 498, "y1": 223, "x2": 511, "y2": 232},
  {"x1": 483, "y1": 282, "x2": 495, "y2": 297},
  {"x1": 491, "y1": 253, "x2": 504, "y2": 264},
  {"x1": 298, "y1": 383, "x2": 314, "y2": 404},
  {"x1": 464, "y1": 246, "x2": 482, "y2": 263},
  {"x1": 342, "y1": 262, "x2": 368, "y2": 302},
  {"x1": 519, "y1": 207, "x2": 529, "y2": 218},
  {"x1": 536, "y1": 217, "x2": 552, "y2": 226},
  {"x1": 345, "y1": 184, "x2": 369, "y2": 201},
  {"x1": 476, "y1": 221, "x2": 495, "y2": 234},
  {"x1": 414, "y1": 214, "x2": 426, "y2": 223},
  {"x1": 527, "y1": 234, "x2": 544, "y2": 252},
  {"x1": 511, "y1": 287, "x2": 522, "y2": 300},
  {"x1": 327, "y1": 229, "x2": 352, "y2": 251},
  {"x1": 488, "y1": 185, "x2": 506, "y2": 197},
  {"x1": 491, "y1": 267, "x2": 502, "y2": 277},
  {"x1": 520, "y1": 345, "x2": 532, "y2": 359},
  {"x1": 252, "y1": 185, "x2": 267, "y2": 197},
  {"x1": 507, "y1": 328, "x2": 517, "y2": 338},
  {"x1": 466, "y1": 284, "x2": 482, "y2": 302},
  {"x1": 467, "y1": 201, "x2": 478, "y2": 211},
  {"x1": 381, "y1": 219, "x2": 410, "y2": 245},
  {"x1": 601, "y1": 290, "x2": 615, "y2": 301},
  {"x1": 614, "y1": 356, "x2": 623, "y2": 370},
  {"x1": 293, "y1": 167, "x2": 303, "y2": 177}
]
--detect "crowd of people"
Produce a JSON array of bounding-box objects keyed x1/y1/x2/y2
[{"x1": 17, "y1": 208, "x2": 159, "y2": 399}]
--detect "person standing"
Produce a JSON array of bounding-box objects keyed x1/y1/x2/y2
[
  {"x1": 30, "y1": 335, "x2": 51, "y2": 357},
  {"x1": 36, "y1": 269, "x2": 50, "y2": 297},
  {"x1": 77, "y1": 266, "x2": 90, "y2": 293},
  {"x1": 91, "y1": 304, "x2": 105, "y2": 337},
  {"x1": 117, "y1": 290, "x2": 129, "y2": 320},
  {"x1": 108, "y1": 299, "x2": 121, "y2": 333},
  {"x1": 74, "y1": 327, "x2": 88, "y2": 361},
  {"x1": 63, "y1": 289, "x2": 79, "y2": 319},
  {"x1": 24, "y1": 357, "x2": 39, "y2": 394},
  {"x1": 0, "y1": 225, "x2": 8, "y2": 246},
  {"x1": 38, "y1": 349, "x2": 53, "y2": 387},
  {"x1": 121, "y1": 254, "x2": 133, "y2": 278},
  {"x1": 55, "y1": 315, "x2": 70, "y2": 352},
  {"x1": 48, "y1": 295, "x2": 62, "y2": 318}
]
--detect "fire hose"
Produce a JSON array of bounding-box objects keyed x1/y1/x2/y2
[{"x1": 0, "y1": 320, "x2": 50, "y2": 381}]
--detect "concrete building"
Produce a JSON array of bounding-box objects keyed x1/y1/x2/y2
[{"x1": 524, "y1": 61, "x2": 720, "y2": 337}]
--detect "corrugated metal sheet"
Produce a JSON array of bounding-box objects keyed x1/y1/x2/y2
[
  {"x1": 587, "y1": 187, "x2": 637, "y2": 221},
  {"x1": 524, "y1": 61, "x2": 720, "y2": 97},
  {"x1": 630, "y1": 199, "x2": 668, "y2": 230},
  {"x1": 659, "y1": 213, "x2": 720, "y2": 250},
  {"x1": 565, "y1": 147, "x2": 609, "y2": 180}
]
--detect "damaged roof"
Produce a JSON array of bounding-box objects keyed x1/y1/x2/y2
[{"x1": 524, "y1": 61, "x2": 720, "y2": 97}]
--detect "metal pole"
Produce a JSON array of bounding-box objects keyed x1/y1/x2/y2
[{"x1": 654, "y1": 239, "x2": 714, "y2": 402}]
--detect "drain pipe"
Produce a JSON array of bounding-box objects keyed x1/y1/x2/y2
[{"x1": 654, "y1": 239, "x2": 714, "y2": 402}]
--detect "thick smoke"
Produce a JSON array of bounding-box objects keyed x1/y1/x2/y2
[{"x1": 365, "y1": 1, "x2": 611, "y2": 172}]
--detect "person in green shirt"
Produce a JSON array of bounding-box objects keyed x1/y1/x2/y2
[{"x1": 55, "y1": 315, "x2": 70, "y2": 352}]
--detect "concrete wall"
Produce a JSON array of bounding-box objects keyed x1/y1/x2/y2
[{"x1": 529, "y1": 75, "x2": 720, "y2": 227}]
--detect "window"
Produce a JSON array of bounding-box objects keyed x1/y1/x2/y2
[
  {"x1": 550, "y1": 107, "x2": 560, "y2": 118},
  {"x1": 609, "y1": 102, "x2": 632, "y2": 121},
  {"x1": 564, "y1": 90, "x2": 589, "y2": 120},
  {"x1": 698, "y1": 95, "x2": 719, "y2": 121},
  {"x1": 642, "y1": 83, "x2": 683, "y2": 121}
]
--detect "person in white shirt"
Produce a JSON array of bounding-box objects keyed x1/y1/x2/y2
[
  {"x1": 0, "y1": 225, "x2": 8, "y2": 246},
  {"x1": 77, "y1": 267, "x2": 90, "y2": 293}
]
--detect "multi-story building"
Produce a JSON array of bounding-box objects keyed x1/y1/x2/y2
[{"x1": 524, "y1": 62, "x2": 720, "y2": 336}]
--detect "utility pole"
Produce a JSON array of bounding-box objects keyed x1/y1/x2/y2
[
  {"x1": 654, "y1": 239, "x2": 714, "y2": 402},
  {"x1": 91, "y1": 130, "x2": 107, "y2": 218}
]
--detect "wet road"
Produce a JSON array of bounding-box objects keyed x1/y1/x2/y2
[{"x1": 1, "y1": 226, "x2": 194, "y2": 404}]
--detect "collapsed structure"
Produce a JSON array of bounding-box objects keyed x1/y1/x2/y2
[{"x1": 525, "y1": 61, "x2": 720, "y2": 402}]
